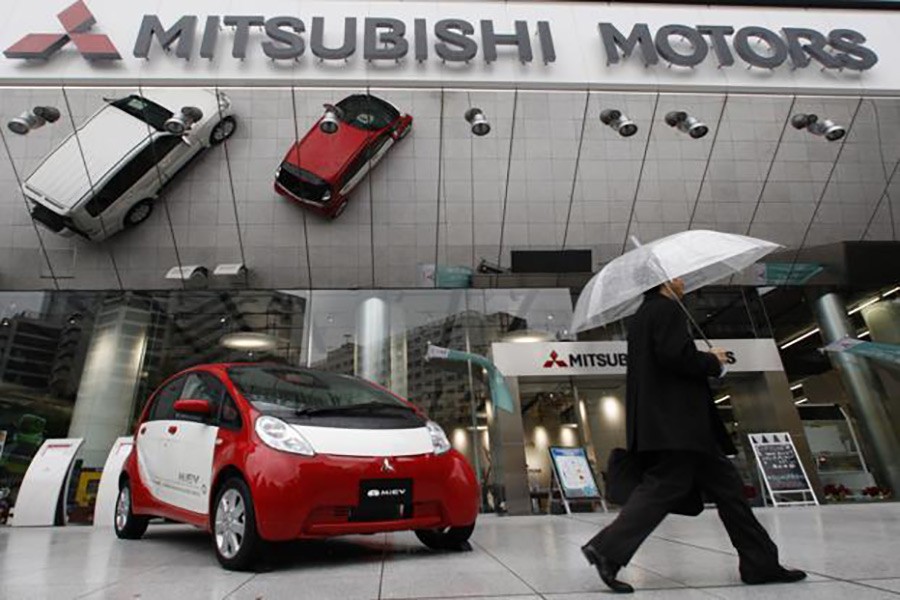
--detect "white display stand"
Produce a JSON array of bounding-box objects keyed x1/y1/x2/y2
[
  {"x1": 11, "y1": 438, "x2": 84, "y2": 527},
  {"x1": 92, "y1": 437, "x2": 135, "y2": 528},
  {"x1": 547, "y1": 447, "x2": 607, "y2": 515},
  {"x1": 749, "y1": 433, "x2": 818, "y2": 508}
]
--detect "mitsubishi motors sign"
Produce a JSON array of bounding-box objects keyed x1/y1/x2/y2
[
  {"x1": 491, "y1": 339, "x2": 785, "y2": 377},
  {"x1": 0, "y1": 0, "x2": 896, "y2": 93}
]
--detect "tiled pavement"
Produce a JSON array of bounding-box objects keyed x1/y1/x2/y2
[{"x1": 1, "y1": 503, "x2": 898, "y2": 599}]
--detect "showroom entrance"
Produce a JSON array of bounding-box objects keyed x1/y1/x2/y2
[{"x1": 488, "y1": 339, "x2": 820, "y2": 515}]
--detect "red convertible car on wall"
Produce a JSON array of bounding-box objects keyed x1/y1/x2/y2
[
  {"x1": 274, "y1": 94, "x2": 413, "y2": 219},
  {"x1": 115, "y1": 363, "x2": 478, "y2": 570}
]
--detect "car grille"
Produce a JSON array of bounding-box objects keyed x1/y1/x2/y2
[{"x1": 277, "y1": 164, "x2": 329, "y2": 204}]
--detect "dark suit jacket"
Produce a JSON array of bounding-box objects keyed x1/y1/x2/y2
[{"x1": 625, "y1": 293, "x2": 737, "y2": 456}]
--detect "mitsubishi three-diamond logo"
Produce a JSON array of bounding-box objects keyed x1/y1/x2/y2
[
  {"x1": 4, "y1": 0, "x2": 120, "y2": 61},
  {"x1": 543, "y1": 350, "x2": 568, "y2": 369}
]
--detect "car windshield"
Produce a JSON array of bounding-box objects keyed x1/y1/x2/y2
[
  {"x1": 110, "y1": 95, "x2": 174, "y2": 132},
  {"x1": 228, "y1": 365, "x2": 412, "y2": 416},
  {"x1": 335, "y1": 95, "x2": 399, "y2": 131}
]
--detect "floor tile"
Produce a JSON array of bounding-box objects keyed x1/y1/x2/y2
[{"x1": 706, "y1": 580, "x2": 898, "y2": 599}]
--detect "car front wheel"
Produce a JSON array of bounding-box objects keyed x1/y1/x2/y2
[
  {"x1": 415, "y1": 523, "x2": 475, "y2": 551},
  {"x1": 210, "y1": 116, "x2": 237, "y2": 146},
  {"x1": 124, "y1": 199, "x2": 154, "y2": 228},
  {"x1": 213, "y1": 478, "x2": 262, "y2": 571},
  {"x1": 114, "y1": 481, "x2": 149, "y2": 540}
]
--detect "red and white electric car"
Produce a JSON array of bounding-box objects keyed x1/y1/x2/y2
[
  {"x1": 115, "y1": 363, "x2": 478, "y2": 570},
  {"x1": 274, "y1": 94, "x2": 412, "y2": 219}
]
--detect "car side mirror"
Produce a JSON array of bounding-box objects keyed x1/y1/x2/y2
[{"x1": 173, "y1": 399, "x2": 212, "y2": 417}]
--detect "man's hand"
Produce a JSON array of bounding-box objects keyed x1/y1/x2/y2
[{"x1": 710, "y1": 347, "x2": 729, "y2": 365}]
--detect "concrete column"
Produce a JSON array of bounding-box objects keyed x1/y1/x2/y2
[
  {"x1": 68, "y1": 296, "x2": 152, "y2": 467},
  {"x1": 488, "y1": 377, "x2": 530, "y2": 515},
  {"x1": 729, "y1": 372, "x2": 823, "y2": 499},
  {"x1": 861, "y1": 302, "x2": 900, "y2": 436},
  {"x1": 356, "y1": 297, "x2": 389, "y2": 386},
  {"x1": 814, "y1": 293, "x2": 900, "y2": 493}
]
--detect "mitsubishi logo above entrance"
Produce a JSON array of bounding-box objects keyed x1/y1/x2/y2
[
  {"x1": 543, "y1": 351, "x2": 568, "y2": 369},
  {"x1": 4, "y1": 0, "x2": 120, "y2": 61}
]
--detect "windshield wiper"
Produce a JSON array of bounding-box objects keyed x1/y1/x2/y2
[{"x1": 293, "y1": 401, "x2": 413, "y2": 417}]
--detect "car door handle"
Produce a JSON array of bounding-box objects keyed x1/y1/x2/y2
[
  {"x1": 167, "y1": 425, "x2": 178, "y2": 435},
  {"x1": 140, "y1": 427, "x2": 147, "y2": 435}
]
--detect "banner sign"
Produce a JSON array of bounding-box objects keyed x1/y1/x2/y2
[
  {"x1": 754, "y1": 262, "x2": 824, "y2": 285},
  {"x1": 0, "y1": 0, "x2": 895, "y2": 93},
  {"x1": 549, "y1": 447, "x2": 602, "y2": 500},
  {"x1": 426, "y1": 344, "x2": 515, "y2": 413},
  {"x1": 748, "y1": 432, "x2": 817, "y2": 507},
  {"x1": 12, "y1": 438, "x2": 84, "y2": 527},
  {"x1": 491, "y1": 338, "x2": 784, "y2": 377},
  {"x1": 823, "y1": 337, "x2": 900, "y2": 367}
]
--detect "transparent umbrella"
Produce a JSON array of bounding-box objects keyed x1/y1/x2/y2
[{"x1": 571, "y1": 230, "x2": 781, "y2": 343}]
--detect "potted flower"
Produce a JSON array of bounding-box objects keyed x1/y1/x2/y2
[
  {"x1": 861, "y1": 486, "x2": 892, "y2": 501},
  {"x1": 823, "y1": 483, "x2": 852, "y2": 502}
]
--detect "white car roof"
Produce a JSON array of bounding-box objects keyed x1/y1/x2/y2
[{"x1": 25, "y1": 103, "x2": 153, "y2": 210}]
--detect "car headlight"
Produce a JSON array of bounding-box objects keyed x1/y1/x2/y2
[
  {"x1": 217, "y1": 92, "x2": 232, "y2": 112},
  {"x1": 322, "y1": 191, "x2": 332, "y2": 202},
  {"x1": 426, "y1": 421, "x2": 451, "y2": 455},
  {"x1": 255, "y1": 416, "x2": 315, "y2": 456}
]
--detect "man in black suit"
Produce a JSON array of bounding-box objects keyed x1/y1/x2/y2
[{"x1": 581, "y1": 278, "x2": 806, "y2": 593}]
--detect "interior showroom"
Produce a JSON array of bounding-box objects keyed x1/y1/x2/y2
[{"x1": 0, "y1": 0, "x2": 899, "y2": 598}]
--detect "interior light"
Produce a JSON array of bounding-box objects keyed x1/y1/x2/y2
[
  {"x1": 714, "y1": 395, "x2": 731, "y2": 405},
  {"x1": 220, "y1": 332, "x2": 277, "y2": 351},
  {"x1": 848, "y1": 296, "x2": 880, "y2": 315},
  {"x1": 795, "y1": 398, "x2": 809, "y2": 405},
  {"x1": 882, "y1": 286, "x2": 900, "y2": 298},
  {"x1": 780, "y1": 328, "x2": 820, "y2": 350},
  {"x1": 790, "y1": 383, "x2": 803, "y2": 391},
  {"x1": 858, "y1": 330, "x2": 870, "y2": 338}
]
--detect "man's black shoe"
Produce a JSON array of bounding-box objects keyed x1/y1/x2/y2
[
  {"x1": 741, "y1": 567, "x2": 807, "y2": 585},
  {"x1": 581, "y1": 544, "x2": 634, "y2": 594}
]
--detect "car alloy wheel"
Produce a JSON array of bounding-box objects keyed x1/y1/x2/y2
[
  {"x1": 215, "y1": 488, "x2": 246, "y2": 560},
  {"x1": 124, "y1": 200, "x2": 154, "y2": 228},
  {"x1": 115, "y1": 486, "x2": 130, "y2": 531},
  {"x1": 113, "y1": 480, "x2": 148, "y2": 539},
  {"x1": 210, "y1": 117, "x2": 237, "y2": 145}
]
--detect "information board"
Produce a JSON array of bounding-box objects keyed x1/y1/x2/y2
[
  {"x1": 12, "y1": 438, "x2": 84, "y2": 526},
  {"x1": 549, "y1": 447, "x2": 602, "y2": 500},
  {"x1": 93, "y1": 437, "x2": 135, "y2": 528},
  {"x1": 749, "y1": 433, "x2": 818, "y2": 507}
]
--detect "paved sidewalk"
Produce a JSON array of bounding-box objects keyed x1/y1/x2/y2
[{"x1": 1, "y1": 503, "x2": 898, "y2": 599}]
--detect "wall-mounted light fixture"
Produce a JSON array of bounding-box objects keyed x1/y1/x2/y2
[
  {"x1": 8, "y1": 106, "x2": 62, "y2": 135},
  {"x1": 600, "y1": 109, "x2": 638, "y2": 137},
  {"x1": 790, "y1": 113, "x2": 846, "y2": 142},
  {"x1": 665, "y1": 110, "x2": 709, "y2": 139},
  {"x1": 164, "y1": 107, "x2": 204, "y2": 136},
  {"x1": 464, "y1": 108, "x2": 491, "y2": 136},
  {"x1": 320, "y1": 103, "x2": 342, "y2": 134},
  {"x1": 165, "y1": 265, "x2": 209, "y2": 284}
]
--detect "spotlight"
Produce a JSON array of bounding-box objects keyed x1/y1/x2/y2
[
  {"x1": 7, "y1": 106, "x2": 62, "y2": 135},
  {"x1": 164, "y1": 106, "x2": 204, "y2": 136},
  {"x1": 600, "y1": 109, "x2": 638, "y2": 137},
  {"x1": 464, "y1": 108, "x2": 491, "y2": 136},
  {"x1": 665, "y1": 111, "x2": 708, "y2": 139},
  {"x1": 320, "y1": 104, "x2": 342, "y2": 134},
  {"x1": 791, "y1": 113, "x2": 845, "y2": 142}
]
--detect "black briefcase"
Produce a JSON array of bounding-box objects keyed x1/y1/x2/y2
[{"x1": 605, "y1": 448, "x2": 703, "y2": 517}]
